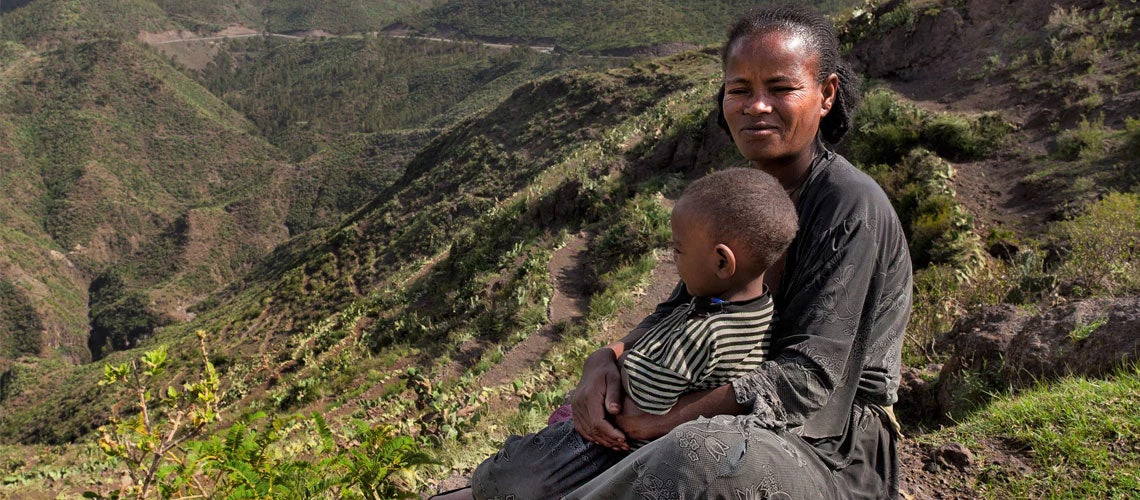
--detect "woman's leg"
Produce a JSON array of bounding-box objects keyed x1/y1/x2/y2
[
  {"x1": 470, "y1": 420, "x2": 628, "y2": 499},
  {"x1": 566, "y1": 414, "x2": 845, "y2": 500}
]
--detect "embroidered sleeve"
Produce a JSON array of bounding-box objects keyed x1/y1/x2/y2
[{"x1": 732, "y1": 203, "x2": 883, "y2": 430}]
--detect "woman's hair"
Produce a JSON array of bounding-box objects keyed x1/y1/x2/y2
[{"x1": 716, "y1": 5, "x2": 861, "y2": 144}]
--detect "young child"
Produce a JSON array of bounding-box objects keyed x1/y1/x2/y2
[{"x1": 465, "y1": 168, "x2": 798, "y2": 500}]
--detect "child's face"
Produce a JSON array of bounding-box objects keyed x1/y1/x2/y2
[{"x1": 670, "y1": 203, "x2": 725, "y2": 298}]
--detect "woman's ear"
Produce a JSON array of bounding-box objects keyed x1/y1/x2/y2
[
  {"x1": 820, "y1": 73, "x2": 839, "y2": 117},
  {"x1": 714, "y1": 244, "x2": 737, "y2": 280}
]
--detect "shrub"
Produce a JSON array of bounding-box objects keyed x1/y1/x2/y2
[
  {"x1": 1124, "y1": 117, "x2": 1140, "y2": 158},
  {"x1": 589, "y1": 193, "x2": 670, "y2": 276},
  {"x1": 922, "y1": 112, "x2": 1014, "y2": 161},
  {"x1": 1050, "y1": 192, "x2": 1140, "y2": 296},
  {"x1": 1055, "y1": 116, "x2": 1112, "y2": 161},
  {"x1": 848, "y1": 89, "x2": 923, "y2": 166}
]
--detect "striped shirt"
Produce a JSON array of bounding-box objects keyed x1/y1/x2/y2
[{"x1": 621, "y1": 290, "x2": 774, "y2": 415}]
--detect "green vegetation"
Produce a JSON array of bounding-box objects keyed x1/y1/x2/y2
[
  {"x1": 87, "y1": 271, "x2": 169, "y2": 360},
  {"x1": 904, "y1": 190, "x2": 1140, "y2": 364},
  {"x1": 0, "y1": 280, "x2": 41, "y2": 359},
  {"x1": 285, "y1": 130, "x2": 433, "y2": 235},
  {"x1": 0, "y1": 37, "x2": 299, "y2": 359},
  {"x1": 917, "y1": 366, "x2": 1140, "y2": 498},
  {"x1": 985, "y1": 1, "x2": 1138, "y2": 114},
  {"x1": 91, "y1": 336, "x2": 433, "y2": 498},
  {"x1": 0, "y1": 0, "x2": 174, "y2": 43},
  {"x1": 203, "y1": 36, "x2": 619, "y2": 160},
  {"x1": 3, "y1": 1, "x2": 1140, "y2": 496},
  {"x1": 1048, "y1": 192, "x2": 1140, "y2": 297},
  {"x1": 151, "y1": 0, "x2": 262, "y2": 31},
  {"x1": 263, "y1": 0, "x2": 437, "y2": 34},
  {"x1": 409, "y1": 0, "x2": 863, "y2": 53},
  {"x1": 847, "y1": 88, "x2": 1008, "y2": 272},
  {"x1": 1018, "y1": 115, "x2": 1140, "y2": 211}
]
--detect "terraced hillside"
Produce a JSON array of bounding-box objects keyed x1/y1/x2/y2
[
  {"x1": 0, "y1": 38, "x2": 295, "y2": 363},
  {"x1": 0, "y1": 0, "x2": 1136, "y2": 498}
]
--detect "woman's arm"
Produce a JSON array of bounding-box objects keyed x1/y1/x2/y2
[
  {"x1": 571, "y1": 282, "x2": 691, "y2": 450},
  {"x1": 614, "y1": 384, "x2": 746, "y2": 441}
]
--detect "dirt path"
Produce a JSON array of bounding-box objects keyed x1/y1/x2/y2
[
  {"x1": 477, "y1": 232, "x2": 591, "y2": 387},
  {"x1": 883, "y1": 82, "x2": 1057, "y2": 236}
]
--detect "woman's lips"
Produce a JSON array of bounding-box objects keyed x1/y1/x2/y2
[{"x1": 740, "y1": 123, "x2": 778, "y2": 136}]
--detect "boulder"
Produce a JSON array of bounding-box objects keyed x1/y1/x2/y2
[{"x1": 935, "y1": 298, "x2": 1140, "y2": 416}]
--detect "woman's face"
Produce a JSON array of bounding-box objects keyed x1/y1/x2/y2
[{"x1": 722, "y1": 31, "x2": 836, "y2": 167}]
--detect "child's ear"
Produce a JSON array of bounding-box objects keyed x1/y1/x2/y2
[{"x1": 714, "y1": 244, "x2": 736, "y2": 280}]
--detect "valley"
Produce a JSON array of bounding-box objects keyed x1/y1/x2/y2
[{"x1": 0, "y1": 0, "x2": 1137, "y2": 498}]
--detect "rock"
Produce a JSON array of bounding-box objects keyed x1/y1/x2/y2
[
  {"x1": 896, "y1": 364, "x2": 941, "y2": 424},
  {"x1": 935, "y1": 298, "x2": 1140, "y2": 416},
  {"x1": 1005, "y1": 298, "x2": 1140, "y2": 382},
  {"x1": 937, "y1": 305, "x2": 1025, "y2": 415},
  {"x1": 935, "y1": 443, "x2": 974, "y2": 471}
]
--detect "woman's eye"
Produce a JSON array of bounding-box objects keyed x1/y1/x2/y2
[{"x1": 725, "y1": 87, "x2": 748, "y2": 95}]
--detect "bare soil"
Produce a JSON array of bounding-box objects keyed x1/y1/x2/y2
[{"x1": 478, "y1": 232, "x2": 592, "y2": 387}]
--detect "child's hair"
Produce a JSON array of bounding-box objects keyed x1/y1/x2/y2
[{"x1": 678, "y1": 168, "x2": 798, "y2": 272}]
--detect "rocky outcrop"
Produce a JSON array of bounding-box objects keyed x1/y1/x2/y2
[{"x1": 934, "y1": 298, "x2": 1140, "y2": 416}]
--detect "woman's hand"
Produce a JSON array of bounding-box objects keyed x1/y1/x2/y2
[{"x1": 571, "y1": 348, "x2": 629, "y2": 451}]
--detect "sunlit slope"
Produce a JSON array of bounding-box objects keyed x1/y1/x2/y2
[
  {"x1": 0, "y1": 49, "x2": 731, "y2": 444},
  {"x1": 409, "y1": 0, "x2": 862, "y2": 53},
  {"x1": 0, "y1": 0, "x2": 175, "y2": 42},
  {"x1": 0, "y1": 38, "x2": 297, "y2": 362}
]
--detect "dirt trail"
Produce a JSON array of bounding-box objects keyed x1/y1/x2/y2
[{"x1": 477, "y1": 232, "x2": 591, "y2": 387}]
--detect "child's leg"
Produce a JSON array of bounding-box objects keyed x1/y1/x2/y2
[{"x1": 471, "y1": 420, "x2": 627, "y2": 499}]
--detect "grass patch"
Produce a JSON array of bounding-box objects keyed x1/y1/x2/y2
[{"x1": 917, "y1": 365, "x2": 1140, "y2": 498}]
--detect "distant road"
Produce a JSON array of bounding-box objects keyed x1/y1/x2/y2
[
  {"x1": 149, "y1": 33, "x2": 303, "y2": 45},
  {"x1": 148, "y1": 30, "x2": 556, "y2": 54}
]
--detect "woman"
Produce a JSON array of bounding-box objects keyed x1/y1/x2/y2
[
  {"x1": 567, "y1": 6, "x2": 911, "y2": 499},
  {"x1": 440, "y1": 5, "x2": 911, "y2": 499}
]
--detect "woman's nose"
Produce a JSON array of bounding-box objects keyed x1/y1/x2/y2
[{"x1": 743, "y1": 94, "x2": 773, "y2": 115}]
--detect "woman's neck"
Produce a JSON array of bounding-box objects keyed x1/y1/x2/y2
[{"x1": 754, "y1": 140, "x2": 824, "y2": 190}]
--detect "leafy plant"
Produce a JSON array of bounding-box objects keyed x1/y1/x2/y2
[
  {"x1": 1049, "y1": 192, "x2": 1140, "y2": 296},
  {"x1": 1055, "y1": 116, "x2": 1113, "y2": 161},
  {"x1": 92, "y1": 331, "x2": 220, "y2": 499}
]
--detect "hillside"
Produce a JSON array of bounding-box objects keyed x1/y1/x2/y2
[
  {"x1": 404, "y1": 0, "x2": 862, "y2": 53},
  {"x1": 261, "y1": 0, "x2": 439, "y2": 34},
  {"x1": 0, "y1": 0, "x2": 176, "y2": 42},
  {"x1": 0, "y1": 37, "x2": 300, "y2": 364},
  {"x1": 0, "y1": 0, "x2": 1137, "y2": 497},
  {"x1": 200, "y1": 35, "x2": 621, "y2": 161}
]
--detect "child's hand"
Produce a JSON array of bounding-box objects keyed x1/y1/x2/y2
[{"x1": 614, "y1": 397, "x2": 670, "y2": 441}]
